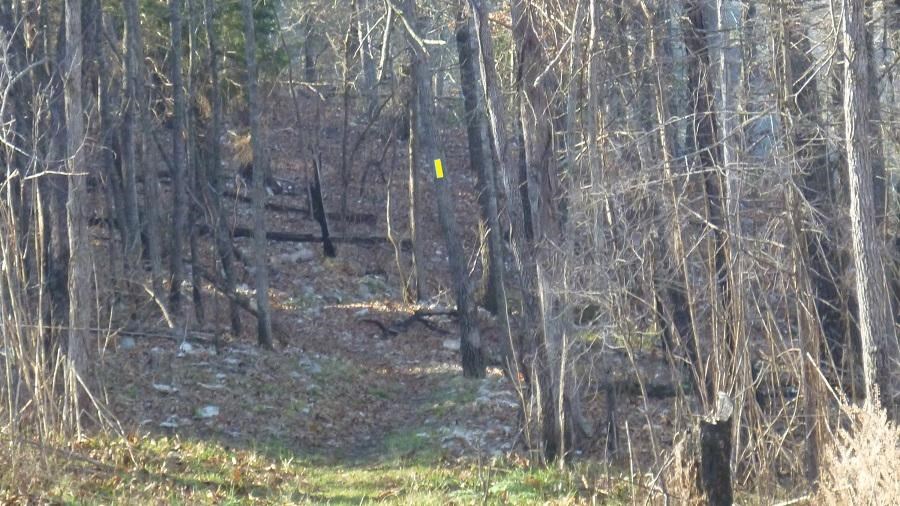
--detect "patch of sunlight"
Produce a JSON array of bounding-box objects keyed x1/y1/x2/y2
[
  {"x1": 324, "y1": 299, "x2": 400, "y2": 313},
  {"x1": 2, "y1": 434, "x2": 631, "y2": 505}
]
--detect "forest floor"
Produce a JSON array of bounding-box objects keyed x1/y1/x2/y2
[
  {"x1": 3, "y1": 89, "x2": 810, "y2": 505},
  {"x1": 3, "y1": 249, "x2": 632, "y2": 504},
  {"x1": 0, "y1": 94, "x2": 638, "y2": 504}
]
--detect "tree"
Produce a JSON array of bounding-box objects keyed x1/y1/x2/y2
[
  {"x1": 125, "y1": 0, "x2": 165, "y2": 306},
  {"x1": 399, "y1": 0, "x2": 484, "y2": 377},
  {"x1": 841, "y1": 0, "x2": 898, "y2": 409},
  {"x1": 64, "y1": 0, "x2": 92, "y2": 430},
  {"x1": 241, "y1": 0, "x2": 274, "y2": 349},
  {"x1": 203, "y1": 0, "x2": 242, "y2": 335},
  {"x1": 169, "y1": 0, "x2": 188, "y2": 321},
  {"x1": 455, "y1": 12, "x2": 505, "y2": 317}
]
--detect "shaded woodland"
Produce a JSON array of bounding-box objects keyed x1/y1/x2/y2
[{"x1": 1, "y1": 0, "x2": 900, "y2": 503}]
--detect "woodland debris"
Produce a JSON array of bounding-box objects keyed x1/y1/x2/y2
[{"x1": 360, "y1": 309, "x2": 456, "y2": 338}]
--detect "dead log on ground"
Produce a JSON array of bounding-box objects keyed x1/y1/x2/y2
[{"x1": 222, "y1": 190, "x2": 377, "y2": 225}]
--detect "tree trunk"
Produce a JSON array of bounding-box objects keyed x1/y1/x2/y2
[
  {"x1": 45, "y1": 17, "x2": 71, "y2": 354},
  {"x1": 644, "y1": 0, "x2": 706, "y2": 403},
  {"x1": 64, "y1": 0, "x2": 92, "y2": 431},
  {"x1": 455, "y1": 14, "x2": 504, "y2": 316},
  {"x1": 841, "y1": 0, "x2": 898, "y2": 410},
  {"x1": 240, "y1": 0, "x2": 274, "y2": 349},
  {"x1": 511, "y1": 0, "x2": 569, "y2": 461},
  {"x1": 699, "y1": 395, "x2": 734, "y2": 505},
  {"x1": 0, "y1": 1, "x2": 30, "y2": 265},
  {"x1": 169, "y1": 0, "x2": 188, "y2": 321},
  {"x1": 203, "y1": 0, "x2": 241, "y2": 335},
  {"x1": 467, "y1": 0, "x2": 534, "y2": 454},
  {"x1": 96, "y1": 2, "x2": 126, "y2": 298},
  {"x1": 685, "y1": 0, "x2": 732, "y2": 394},
  {"x1": 121, "y1": 0, "x2": 143, "y2": 261},
  {"x1": 779, "y1": 4, "x2": 831, "y2": 483},
  {"x1": 303, "y1": 19, "x2": 318, "y2": 84},
  {"x1": 376, "y1": 1, "x2": 394, "y2": 83},
  {"x1": 125, "y1": 0, "x2": 165, "y2": 306},
  {"x1": 186, "y1": 0, "x2": 205, "y2": 325},
  {"x1": 311, "y1": 154, "x2": 337, "y2": 257},
  {"x1": 401, "y1": 0, "x2": 484, "y2": 378},
  {"x1": 355, "y1": 0, "x2": 379, "y2": 119},
  {"x1": 406, "y1": 69, "x2": 428, "y2": 302}
]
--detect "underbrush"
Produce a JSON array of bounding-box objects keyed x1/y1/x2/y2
[{"x1": 818, "y1": 400, "x2": 900, "y2": 505}]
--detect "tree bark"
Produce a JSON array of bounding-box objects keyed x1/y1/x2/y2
[
  {"x1": 169, "y1": 0, "x2": 188, "y2": 321},
  {"x1": 240, "y1": 0, "x2": 274, "y2": 349},
  {"x1": 203, "y1": 0, "x2": 241, "y2": 335},
  {"x1": 685, "y1": 0, "x2": 731, "y2": 395},
  {"x1": 355, "y1": 0, "x2": 379, "y2": 119},
  {"x1": 405, "y1": 65, "x2": 428, "y2": 301},
  {"x1": 455, "y1": 13, "x2": 504, "y2": 316},
  {"x1": 121, "y1": 0, "x2": 143, "y2": 261},
  {"x1": 467, "y1": 0, "x2": 533, "y2": 453},
  {"x1": 125, "y1": 0, "x2": 165, "y2": 305},
  {"x1": 699, "y1": 395, "x2": 734, "y2": 505},
  {"x1": 64, "y1": 0, "x2": 92, "y2": 431},
  {"x1": 779, "y1": 4, "x2": 830, "y2": 482},
  {"x1": 841, "y1": 0, "x2": 898, "y2": 409},
  {"x1": 400, "y1": 0, "x2": 484, "y2": 378}
]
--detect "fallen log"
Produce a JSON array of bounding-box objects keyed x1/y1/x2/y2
[
  {"x1": 360, "y1": 309, "x2": 457, "y2": 337},
  {"x1": 228, "y1": 226, "x2": 408, "y2": 248},
  {"x1": 222, "y1": 191, "x2": 377, "y2": 226}
]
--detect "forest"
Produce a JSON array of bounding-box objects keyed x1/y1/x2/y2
[{"x1": 1, "y1": 0, "x2": 899, "y2": 504}]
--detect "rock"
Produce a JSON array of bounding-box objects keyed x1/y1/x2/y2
[
  {"x1": 275, "y1": 245, "x2": 316, "y2": 264},
  {"x1": 299, "y1": 357, "x2": 322, "y2": 375},
  {"x1": 152, "y1": 383, "x2": 178, "y2": 394},
  {"x1": 177, "y1": 341, "x2": 196, "y2": 357},
  {"x1": 159, "y1": 415, "x2": 180, "y2": 429},
  {"x1": 119, "y1": 336, "x2": 136, "y2": 350},
  {"x1": 195, "y1": 405, "x2": 220, "y2": 419},
  {"x1": 296, "y1": 246, "x2": 316, "y2": 262},
  {"x1": 323, "y1": 293, "x2": 343, "y2": 304},
  {"x1": 360, "y1": 275, "x2": 388, "y2": 294}
]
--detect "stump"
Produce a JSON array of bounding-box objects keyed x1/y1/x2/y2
[{"x1": 699, "y1": 393, "x2": 734, "y2": 506}]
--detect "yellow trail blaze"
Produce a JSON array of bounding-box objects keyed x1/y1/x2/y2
[{"x1": 434, "y1": 159, "x2": 444, "y2": 179}]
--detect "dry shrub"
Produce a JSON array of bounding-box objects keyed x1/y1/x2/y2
[
  {"x1": 660, "y1": 432, "x2": 704, "y2": 505},
  {"x1": 818, "y1": 400, "x2": 900, "y2": 505},
  {"x1": 226, "y1": 130, "x2": 254, "y2": 167}
]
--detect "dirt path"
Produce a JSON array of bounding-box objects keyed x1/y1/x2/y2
[{"x1": 101, "y1": 282, "x2": 518, "y2": 466}]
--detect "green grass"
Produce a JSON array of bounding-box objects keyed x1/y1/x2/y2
[
  {"x1": 425, "y1": 374, "x2": 481, "y2": 418},
  {"x1": 1, "y1": 435, "x2": 629, "y2": 504}
]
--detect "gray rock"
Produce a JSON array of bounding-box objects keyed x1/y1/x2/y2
[{"x1": 195, "y1": 405, "x2": 220, "y2": 419}]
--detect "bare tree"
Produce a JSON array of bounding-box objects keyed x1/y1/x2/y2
[
  {"x1": 841, "y1": 0, "x2": 898, "y2": 409},
  {"x1": 64, "y1": 0, "x2": 92, "y2": 430},
  {"x1": 240, "y1": 0, "x2": 274, "y2": 349},
  {"x1": 455, "y1": 12, "x2": 505, "y2": 317},
  {"x1": 169, "y1": 0, "x2": 188, "y2": 321},
  {"x1": 399, "y1": 0, "x2": 485, "y2": 377},
  {"x1": 125, "y1": 0, "x2": 165, "y2": 305},
  {"x1": 203, "y1": 0, "x2": 241, "y2": 335}
]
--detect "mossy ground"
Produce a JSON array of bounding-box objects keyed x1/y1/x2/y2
[{"x1": 1, "y1": 431, "x2": 631, "y2": 505}]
